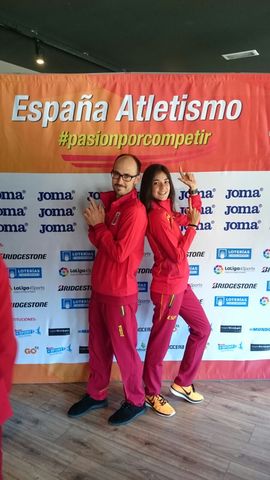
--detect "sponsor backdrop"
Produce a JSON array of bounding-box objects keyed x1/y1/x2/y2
[{"x1": 0, "y1": 73, "x2": 269, "y2": 383}]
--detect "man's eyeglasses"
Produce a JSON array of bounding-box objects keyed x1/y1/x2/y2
[{"x1": 111, "y1": 170, "x2": 139, "y2": 182}]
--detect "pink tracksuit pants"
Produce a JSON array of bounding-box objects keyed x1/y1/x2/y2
[
  {"x1": 143, "y1": 285, "x2": 211, "y2": 395},
  {"x1": 87, "y1": 297, "x2": 145, "y2": 406}
]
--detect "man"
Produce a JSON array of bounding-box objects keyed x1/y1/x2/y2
[
  {"x1": 0, "y1": 255, "x2": 17, "y2": 479},
  {"x1": 68, "y1": 154, "x2": 147, "y2": 425}
]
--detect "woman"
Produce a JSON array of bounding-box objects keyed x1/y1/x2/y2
[{"x1": 140, "y1": 164, "x2": 211, "y2": 417}]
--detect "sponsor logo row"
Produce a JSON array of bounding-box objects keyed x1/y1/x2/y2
[
  {"x1": 0, "y1": 188, "x2": 264, "y2": 203},
  {"x1": 4, "y1": 246, "x2": 270, "y2": 265},
  {"x1": 1, "y1": 220, "x2": 269, "y2": 233},
  {"x1": 22, "y1": 341, "x2": 270, "y2": 356},
  {"x1": 15, "y1": 324, "x2": 270, "y2": 336},
  {"x1": 7, "y1": 264, "x2": 270, "y2": 279},
  {"x1": 11, "y1": 289, "x2": 270, "y2": 309}
]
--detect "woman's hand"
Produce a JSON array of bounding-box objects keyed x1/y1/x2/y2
[
  {"x1": 178, "y1": 167, "x2": 197, "y2": 191},
  {"x1": 186, "y1": 197, "x2": 200, "y2": 226}
]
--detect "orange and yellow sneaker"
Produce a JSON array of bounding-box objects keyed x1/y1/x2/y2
[
  {"x1": 170, "y1": 383, "x2": 204, "y2": 403},
  {"x1": 145, "y1": 394, "x2": 176, "y2": 417}
]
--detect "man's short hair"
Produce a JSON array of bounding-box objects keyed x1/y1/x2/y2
[{"x1": 114, "y1": 154, "x2": 142, "y2": 174}]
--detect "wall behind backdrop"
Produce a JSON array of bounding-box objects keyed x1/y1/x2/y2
[{"x1": 0, "y1": 73, "x2": 269, "y2": 383}]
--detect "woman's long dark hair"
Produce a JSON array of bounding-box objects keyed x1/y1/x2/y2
[{"x1": 140, "y1": 164, "x2": 175, "y2": 212}]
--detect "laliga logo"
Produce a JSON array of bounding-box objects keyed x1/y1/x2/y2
[
  {"x1": 260, "y1": 296, "x2": 269, "y2": 306},
  {"x1": 59, "y1": 267, "x2": 69, "y2": 277},
  {"x1": 263, "y1": 249, "x2": 270, "y2": 259},
  {"x1": 214, "y1": 265, "x2": 224, "y2": 274}
]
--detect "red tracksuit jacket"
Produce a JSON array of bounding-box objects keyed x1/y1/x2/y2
[
  {"x1": 88, "y1": 189, "x2": 147, "y2": 298},
  {"x1": 0, "y1": 256, "x2": 17, "y2": 425},
  {"x1": 147, "y1": 195, "x2": 202, "y2": 294}
]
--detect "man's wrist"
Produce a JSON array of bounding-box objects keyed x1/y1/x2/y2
[{"x1": 93, "y1": 221, "x2": 105, "y2": 228}]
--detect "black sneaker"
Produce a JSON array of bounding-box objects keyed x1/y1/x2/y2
[
  {"x1": 67, "y1": 394, "x2": 108, "y2": 418},
  {"x1": 108, "y1": 402, "x2": 146, "y2": 425}
]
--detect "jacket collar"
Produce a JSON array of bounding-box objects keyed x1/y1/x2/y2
[
  {"x1": 151, "y1": 198, "x2": 172, "y2": 213},
  {"x1": 100, "y1": 189, "x2": 138, "y2": 210}
]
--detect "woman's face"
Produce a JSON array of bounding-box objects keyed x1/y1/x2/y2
[{"x1": 152, "y1": 171, "x2": 171, "y2": 201}]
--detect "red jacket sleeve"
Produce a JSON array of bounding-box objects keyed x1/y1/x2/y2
[
  {"x1": 0, "y1": 257, "x2": 17, "y2": 425},
  {"x1": 174, "y1": 193, "x2": 202, "y2": 226},
  {"x1": 88, "y1": 225, "x2": 98, "y2": 248},
  {"x1": 148, "y1": 211, "x2": 196, "y2": 264},
  {"x1": 88, "y1": 205, "x2": 147, "y2": 263}
]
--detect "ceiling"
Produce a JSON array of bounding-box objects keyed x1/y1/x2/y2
[{"x1": 0, "y1": 1, "x2": 270, "y2": 74}]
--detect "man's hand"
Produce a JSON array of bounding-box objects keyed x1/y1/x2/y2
[{"x1": 83, "y1": 199, "x2": 105, "y2": 226}]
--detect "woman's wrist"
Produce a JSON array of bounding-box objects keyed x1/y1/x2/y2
[
  {"x1": 189, "y1": 187, "x2": 198, "y2": 195},
  {"x1": 188, "y1": 223, "x2": 198, "y2": 229}
]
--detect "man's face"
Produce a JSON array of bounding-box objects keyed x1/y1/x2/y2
[{"x1": 111, "y1": 156, "x2": 140, "y2": 198}]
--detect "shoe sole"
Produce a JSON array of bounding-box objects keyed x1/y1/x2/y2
[
  {"x1": 169, "y1": 386, "x2": 203, "y2": 404},
  {"x1": 145, "y1": 401, "x2": 176, "y2": 417},
  {"x1": 67, "y1": 401, "x2": 108, "y2": 418},
  {"x1": 108, "y1": 407, "x2": 146, "y2": 426}
]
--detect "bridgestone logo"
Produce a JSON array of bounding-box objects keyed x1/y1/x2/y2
[
  {"x1": 212, "y1": 283, "x2": 257, "y2": 289},
  {"x1": 58, "y1": 285, "x2": 90, "y2": 291},
  {"x1": 13, "y1": 302, "x2": 48, "y2": 308},
  {"x1": 3, "y1": 253, "x2": 47, "y2": 260}
]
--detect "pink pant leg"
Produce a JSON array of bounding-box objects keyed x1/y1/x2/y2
[
  {"x1": 87, "y1": 298, "x2": 114, "y2": 400},
  {"x1": 105, "y1": 302, "x2": 145, "y2": 406},
  {"x1": 0, "y1": 426, "x2": 2, "y2": 480},
  {"x1": 143, "y1": 292, "x2": 184, "y2": 395},
  {"x1": 174, "y1": 285, "x2": 211, "y2": 386}
]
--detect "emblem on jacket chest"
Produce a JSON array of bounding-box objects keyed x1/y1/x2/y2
[
  {"x1": 165, "y1": 212, "x2": 175, "y2": 227},
  {"x1": 111, "y1": 211, "x2": 121, "y2": 225}
]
